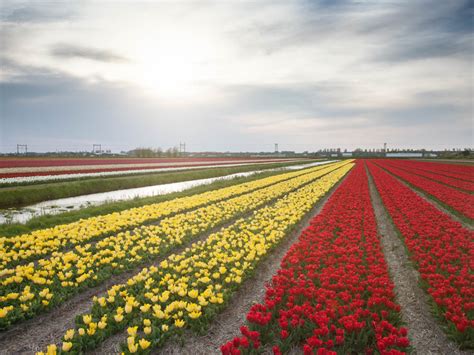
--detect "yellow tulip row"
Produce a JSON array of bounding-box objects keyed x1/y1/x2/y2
[
  {"x1": 0, "y1": 162, "x2": 337, "y2": 269},
  {"x1": 0, "y1": 161, "x2": 351, "y2": 329},
  {"x1": 41, "y1": 162, "x2": 353, "y2": 354}
]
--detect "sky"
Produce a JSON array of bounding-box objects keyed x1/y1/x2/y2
[{"x1": 0, "y1": 0, "x2": 472, "y2": 153}]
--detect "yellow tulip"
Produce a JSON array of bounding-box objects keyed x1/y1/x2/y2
[
  {"x1": 127, "y1": 326, "x2": 138, "y2": 337},
  {"x1": 139, "y1": 339, "x2": 151, "y2": 350},
  {"x1": 62, "y1": 342, "x2": 73, "y2": 352},
  {"x1": 174, "y1": 319, "x2": 185, "y2": 328},
  {"x1": 128, "y1": 342, "x2": 138, "y2": 353},
  {"x1": 82, "y1": 314, "x2": 92, "y2": 325},
  {"x1": 46, "y1": 344, "x2": 57, "y2": 355},
  {"x1": 188, "y1": 289, "x2": 198, "y2": 298},
  {"x1": 189, "y1": 311, "x2": 202, "y2": 319},
  {"x1": 64, "y1": 329, "x2": 75, "y2": 341}
]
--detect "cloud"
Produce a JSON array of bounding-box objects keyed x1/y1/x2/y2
[
  {"x1": 355, "y1": 1, "x2": 473, "y2": 63},
  {"x1": 0, "y1": 0, "x2": 472, "y2": 152},
  {"x1": 50, "y1": 44, "x2": 128, "y2": 63},
  {"x1": 0, "y1": 4, "x2": 76, "y2": 23}
]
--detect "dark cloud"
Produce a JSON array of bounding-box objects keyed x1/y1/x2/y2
[
  {"x1": 357, "y1": 1, "x2": 473, "y2": 62},
  {"x1": 234, "y1": 0, "x2": 472, "y2": 63},
  {"x1": 50, "y1": 44, "x2": 128, "y2": 62},
  {"x1": 374, "y1": 35, "x2": 471, "y2": 62},
  {"x1": 1, "y1": 5, "x2": 76, "y2": 23}
]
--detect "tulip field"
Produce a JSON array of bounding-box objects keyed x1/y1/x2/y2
[
  {"x1": 0, "y1": 157, "x2": 298, "y2": 185},
  {"x1": 0, "y1": 159, "x2": 472, "y2": 354}
]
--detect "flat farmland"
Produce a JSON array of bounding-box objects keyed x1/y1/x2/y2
[
  {"x1": 0, "y1": 159, "x2": 472, "y2": 355},
  {"x1": 0, "y1": 157, "x2": 303, "y2": 181}
]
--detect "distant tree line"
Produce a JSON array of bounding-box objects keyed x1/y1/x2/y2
[{"x1": 129, "y1": 147, "x2": 181, "y2": 158}]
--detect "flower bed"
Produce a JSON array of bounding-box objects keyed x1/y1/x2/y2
[
  {"x1": 399, "y1": 161, "x2": 474, "y2": 181},
  {"x1": 381, "y1": 160, "x2": 474, "y2": 193},
  {"x1": 374, "y1": 160, "x2": 474, "y2": 220},
  {"x1": 221, "y1": 161, "x2": 409, "y2": 355},
  {"x1": 0, "y1": 162, "x2": 343, "y2": 269},
  {"x1": 368, "y1": 161, "x2": 473, "y2": 348},
  {"x1": 0, "y1": 162, "x2": 351, "y2": 329},
  {"x1": 36, "y1": 163, "x2": 353, "y2": 354}
]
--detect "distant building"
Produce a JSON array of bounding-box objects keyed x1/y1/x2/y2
[{"x1": 386, "y1": 152, "x2": 423, "y2": 158}]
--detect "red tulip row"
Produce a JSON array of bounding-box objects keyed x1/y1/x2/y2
[
  {"x1": 367, "y1": 162, "x2": 474, "y2": 348},
  {"x1": 221, "y1": 161, "x2": 409, "y2": 355},
  {"x1": 399, "y1": 160, "x2": 474, "y2": 182},
  {"x1": 402, "y1": 160, "x2": 474, "y2": 181},
  {"x1": 381, "y1": 160, "x2": 474, "y2": 192},
  {"x1": 374, "y1": 160, "x2": 474, "y2": 220}
]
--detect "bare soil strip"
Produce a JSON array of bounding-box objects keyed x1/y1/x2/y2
[
  {"x1": 375, "y1": 163, "x2": 473, "y2": 230},
  {"x1": 156, "y1": 170, "x2": 351, "y2": 355},
  {"x1": 366, "y1": 166, "x2": 469, "y2": 355}
]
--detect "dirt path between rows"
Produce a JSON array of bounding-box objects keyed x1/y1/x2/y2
[
  {"x1": 156, "y1": 170, "x2": 351, "y2": 355},
  {"x1": 366, "y1": 166, "x2": 469, "y2": 355},
  {"x1": 375, "y1": 163, "x2": 473, "y2": 230}
]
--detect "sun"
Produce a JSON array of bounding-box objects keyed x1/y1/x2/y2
[{"x1": 131, "y1": 28, "x2": 215, "y2": 101}]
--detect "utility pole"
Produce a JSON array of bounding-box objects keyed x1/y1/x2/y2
[
  {"x1": 17, "y1": 144, "x2": 27, "y2": 155},
  {"x1": 179, "y1": 142, "x2": 186, "y2": 155},
  {"x1": 92, "y1": 144, "x2": 101, "y2": 154}
]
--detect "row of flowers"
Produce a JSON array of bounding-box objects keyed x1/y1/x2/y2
[
  {"x1": 367, "y1": 162, "x2": 473, "y2": 348},
  {"x1": 399, "y1": 160, "x2": 474, "y2": 181},
  {"x1": 0, "y1": 162, "x2": 341, "y2": 269},
  {"x1": 221, "y1": 161, "x2": 410, "y2": 355},
  {"x1": 397, "y1": 160, "x2": 474, "y2": 183},
  {"x1": 374, "y1": 160, "x2": 474, "y2": 220},
  {"x1": 0, "y1": 161, "x2": 352, "y2": 329},
  {"x1": 381, "y1": 160, "x2": 474, "y2": 193},
  {"x1": 35, "y1": 162, "x2": 354, "y2": 355}
]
